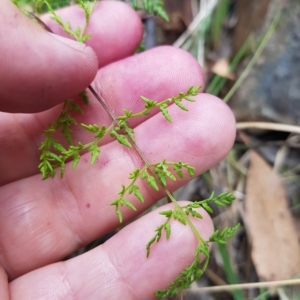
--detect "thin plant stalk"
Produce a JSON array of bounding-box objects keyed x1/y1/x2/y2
[{"x1": 223, "y1": 8, "x2": 282, "y2": 103}]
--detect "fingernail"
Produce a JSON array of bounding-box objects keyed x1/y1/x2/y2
[{"x1": 49, "y1": 33, "x2": 87, "y2": 51}]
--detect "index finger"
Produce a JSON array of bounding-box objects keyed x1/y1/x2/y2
[
  {"x1": 0, "y1": 0, "x2": 97, "y2": 113},
  {"x1": 42, "y1": 1, "x2": 143, "y2": 68},
  {"x1": 0, "y1": 1, "x2": 143, "y2": 113}
]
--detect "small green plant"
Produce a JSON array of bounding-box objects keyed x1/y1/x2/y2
[{"x1": 14, "y1": 0, "x2": 240, "y2": 298}]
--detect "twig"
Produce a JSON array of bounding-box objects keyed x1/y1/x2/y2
[
  {"x1": 223, "y1": 7, "x2": 282, "y2": 103},
  {"x1": 236, "y1": 122, "x2": 300, "y2": 134},
  {"x1": 173, "y1": 0, "x2": 219, "y2": 48},
  {"x1": 184, "y1": 278, "x2": 300, "y2": 293}
]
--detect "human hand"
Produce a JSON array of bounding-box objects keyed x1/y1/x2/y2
[{"x1": 0, "y1": 1, "x2": 236, "y2": 299}]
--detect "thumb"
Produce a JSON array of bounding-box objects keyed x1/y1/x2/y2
[{"x1": 0, "y1": 0, "x2": 98, "y2": 113}]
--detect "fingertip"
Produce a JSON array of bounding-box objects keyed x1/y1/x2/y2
[
  {"x1": 0, "y1": 3, "x2": 99, "y2": 113},
  {"x1": 135, "y1": 45, "x2": 206, "y2": 90},
  {"x1": 87, "y1": 1, "x2": 144, "y2": 67},
  {"x1": 48, "y1": 32, "x2": 99, "y2": 86},
  {"x1": 43, "y1": 1, "x2": 144, "y2": 68},
  {"x1": 197, "y1": 93, "x2": 236, "y2": 158},
  {"x1": 102, "y1": 202, "x2": 214, "y2": 298}
]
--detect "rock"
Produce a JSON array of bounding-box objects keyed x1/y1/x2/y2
[{"x1": 230, "y1": 0, "x2": 300, "y2": 125}]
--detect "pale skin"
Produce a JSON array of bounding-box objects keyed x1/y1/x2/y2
[{"x1": 0, "y1": 1, "x2": 236, "y2": 299}]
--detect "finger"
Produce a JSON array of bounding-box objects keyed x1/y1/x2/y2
[
  {"x1": 9, "y1": 204, "x2": 214, "y2": 300},
  {"x1": 0, "y1": 0, "x2": 98, "y2": 113},
  {"x1": 0, "y1": 267, "x2": 9, "y2": 300},
  {"x1": 42, "y1": 1, "x2": 143, "y2": 68},
  {"x1": 0, "y1": 93, "x2": 235, "y2": 279},
  {"x1": 0, "y1": 46, "x2": 204, "y2": 185}
]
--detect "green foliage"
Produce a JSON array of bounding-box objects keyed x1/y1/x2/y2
[
  {"x1": 153, "y1": 160, "x2": 195, "y2": 186},
  {"x1": 39, "y1": 86, "x2": 200, "y2": 180},
  {"x1": 111, "y1": 160, "x2": 195, "y2": 224},
  {"x1": 130, "y1": 0, "x2": 169, "y2": 21},
  {"x1": 39, "y1": 121, "x2": 109, "y2": 179},
  {"x1": 13, "y1": 0, "x2": 169, "y2": 21},
  {"x1": 39, "y1": 100, "x2": 82, "y2": 179},
  {"x1": 209, "y1": 223, "x2": 241, "y2": 244},
  {"x1": 44, "y1": 0, "x2": 95, "y2": 42},
  {"x1": 155, "y1": 244, "x2": 210, "y2": 298},
  {"x1": 16, "y1": 1, "x2": 239, "y2": 298},
  {"x1": 146, "y1": 211, "x2": 172, "y2": 257},
  {"x1": 118, "y1": 85, "x2": 202, "y2": 123},
  {"x1": 154, "y1": 220, "x2": 240, "y2": 298},
  {"x1": 180, "y1": 191, "x2": 236, "y2": 215},
  {"x1": 135, "y1": 40, "x2": 146, "y2": 53},
  {"x1": 145, "y1": 193, "x2": 239, "y2": 298},
  {"x1": 12, "y1": 0, "x2": 92, "y2": 13}
]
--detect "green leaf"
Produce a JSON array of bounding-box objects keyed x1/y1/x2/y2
[
  {"x1": 218, "y1": 240, "x2": 227, "y2": 245},
  {"x1": 189, "y1": 85, "x2": 202, "y2": 95},
  {"x1": 141, "y1": 172, "x2": 147, "y2": 180},
  {"x1": 118, "y1": 185, "x2": 126, "y2": 196},
  {"x1": 62, "y1": 127, "x2": 73, "y2": 145},
  {"x1": 69, "y1": 101, "x2": 83, "y2": 114},
  {"x1": 209, "y1": 224, "x2": 240, "y2": 243},
  {"x1": 142, "y1": 0, "x2": 148, "y2": 10},
  {"x1": 73, "y1": 26, "x2": 81, "y2": 37},
  {"x1": 129, "y1": 169, "x2": 140, "y2": 179},
  {"x1": 165, "y1": 223, "x2": 171, "y2": 239},
  {"x1": 53, "y1": 142, "x2": 66, "y2": 153},
  {"x1": 132, "y1": 0, "x2": 138, "y2": 9},
  {"x1": 111, "y1": 130, "x2": 132, "y2": 147},
  {"x1": 125, "y1": 126, "x2": 135, "y2": 142},
  {"x1": 95, "y1": 126, "x2": 106, "y2": 139},
  {"x1": 124, "y1": 200, "x2": 136, "y2": 211},
  {"x1": 184, "y1": 96, "x2": 196, "y2": 102},
  {"x1": 60, "y1": 161, "x2": 66, "y2": 178},
  {"x1": 64, "y1": 21, "x2": 71, "y2": 30},
  {"x1": 147, "y1": 175, "x2": 159, "y2": 191},
  {"x1": 89, "y1": 144, "x2": 100, "y2": 165},
  {"x1": 146, "y1": 236, "x2": 156, "y2": 257},
  {"x1": 116, "y1": 134, "x2": 132, "y2": 147},
  {"x1": 202, "y1": 203, "x2": 213, "y2": 213},
  {"x1": 160, "y1": 105, "x2": 172, "y2": 123},
  {"x1": 166, "y1": 172, "x2": 176, "y2": 181},
  {"x1": 81, "y1": 33, "x2": 91, "y2": 42},
  {"x1": 81, "y1": 124, "x2": 98, "y2": 132},
  {"x1": 186, "y1": 166, "x2": 195, "y2": 177},
  {"x1": 46, "y1": 151, "x2": 62, "y2": 162},
  {"x1": 110, "y1": 200, "x2": 119, "y2": 206},
  {"x1": 72, "y1": 152, "x2": 80, "y2": 169},
  {"x1": 134, "y1": 188, "x2": 144, "y2": 203},
  {"x1": 123, "y1": 109, "x2": 132, "y2": 117},
  {"x1": 157, "y1": 9, "x2": 169, "y2": 22},
  {"x1": 175, "y1": 99, "x2": 189, "y2": 111},
  {"x1": 140, "y1": 96, "x2": 157, "y2": 109},
  {"x1": 129, "y1": 185, "x2": 144, "y2": 203},
  {"x1": 187, "y1": 86, "x2": 194, "y2": 94},
  {"x1": 159, "y1": 210, "x2": 173, "y2": 217},
  {"x1": 191, "y1": 210, "x2": 203, "y2": 219},
  {"x1": 45, "y1": 160, "x2": 53, "y2": 171},
  {"x1": 198, "y1": 243, "x2": 210, "y2": 257},
  {"x1": 158, "y1": 172, "x2": 166, "y2": 186},
  {"x1": 174, "y1": 211, "x2": 186, "y2": 225},
  {"x1": 174, "y1": 167, "x2": 183, "y2": 179},
  {"x1": 116, "y1": 209, "x2": 123, "y2": 223},
  {"x1": 79, "y1": 90, "x2": 89, "y2": 105}
]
